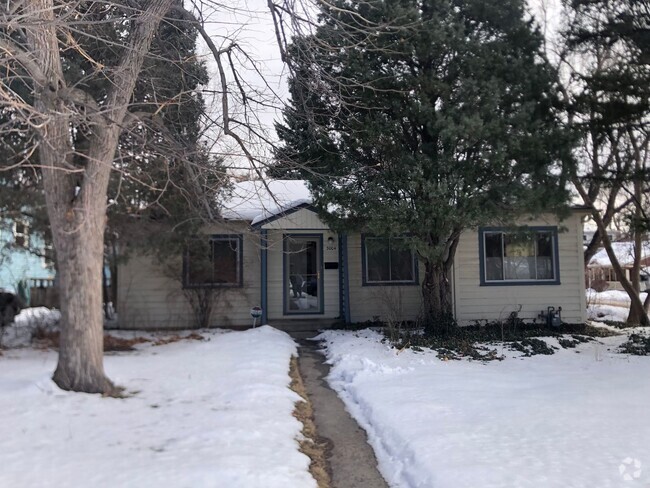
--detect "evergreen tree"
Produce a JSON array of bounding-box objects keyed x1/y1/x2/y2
[{"x1": 275, "y1": 0, "x2": 572, "y2": 328}]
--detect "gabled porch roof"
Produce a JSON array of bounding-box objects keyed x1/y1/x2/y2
[{"x1": 221, "y1": 180, "x2": 317, "y2": 226}]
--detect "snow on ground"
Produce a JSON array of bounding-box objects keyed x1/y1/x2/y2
[
  {"x1": 586, "y1": 289, "x2": 649, "y2": 323},
  {"x1": 587, "y1": 303, "x2": 630, "y2": 322},
  {"x1": 1, "y1": 307, "x2": 60, "y2": 347},
  {"x1": 0, "y1": 326, "x2": 315, "y2": 488},
  {"x1": 318, "y1": 329, "x2": 650, "y2": 488},
  {"x1": 587, "y1": 288, "x2": 649, "y2": 306}
]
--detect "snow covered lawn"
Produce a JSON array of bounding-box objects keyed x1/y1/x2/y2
[
  {"x1": 0, "y1": 326, "x2": 315, "y2": 488},
  {"x1": 319, "y1": 329, "x2": 650, "y2": 488},
  {"x1": 587, "y1": 289, "x2": 649, "y2": 322}
]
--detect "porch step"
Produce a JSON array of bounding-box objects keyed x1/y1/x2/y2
[{"x1": 267, "y1": 319, "x2": 341, "y2": 336}]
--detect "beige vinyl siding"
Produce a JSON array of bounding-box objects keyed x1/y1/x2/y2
[
  {"x1": 261, "y1": 207, "x2": 329, "y2": 230},
  {"x1": 346, "y1": 233, "x2": 423, "y2": 323},
  {"x1": 265, "y1": 228, "x2": 340, "y2": 320},
  {"x1": 117, "y1": 223, "x2": 261, "y2": 329},
  {"x1": 453, "y1": 214, "x2": 586, "y2": 324}
]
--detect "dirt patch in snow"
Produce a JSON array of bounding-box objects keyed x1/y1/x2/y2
[
  {"x1": 151, "y1": 332, "x2": 204, "y2": 346},
  {"x1": 289, "y1": 355, "x2": 331, "y2": 488},
  {"x1": 31, "y1": 329, "x2": 149, "y2": 351},
  {"x1": 30, "y1": 329, "x2": 205, "y2": 352}
]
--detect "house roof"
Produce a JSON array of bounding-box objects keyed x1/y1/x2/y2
[
  {"x1": 220, "y1": 180, "x2": 312, "y2": 224},
  {"x1": 219, "y1": 179, "x2": 595, "y2": 229},
  {"x1": 588, "y1": 241, "x2": 650, "y2": 268}
]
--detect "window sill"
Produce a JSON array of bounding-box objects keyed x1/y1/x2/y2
[
  {"x1": 480, "y1": 280, "x2": 561, "y2": 287},
  {"x1": 183, "y1": 283, "x2": 243, "y2": 289},
  {"x1": 362, "y1": 281, "x2": 419, "y2": 287}
]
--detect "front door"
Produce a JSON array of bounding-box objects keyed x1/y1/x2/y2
[{"x1": 284, "y1": 235, "x2": 323, "y2": 314}]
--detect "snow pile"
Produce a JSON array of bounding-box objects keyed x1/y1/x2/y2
[
  {"x1": 221, "y1": 180, "x2": 311, "y2": 223},
  {"x1": 587, "y1": 289, "x2": 649, "y2": 306},
  {"x1": 586, "y1": 289, "x2": 649, "y2": 323},
  {"x1": 1, "y1": 307, "x2": 60, "y2": 348},
  {"x1": 318, "y1": 329, "x2": 650, "y2": 488},
  {"x1": 0, "y1": 326, "x2": 315, "y2": 488},
  {"x1": 587, "y1": 304, "x2": 629, "y2": 322}
]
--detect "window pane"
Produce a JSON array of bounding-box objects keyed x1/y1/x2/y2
[
  {"x1": 504, "y1": 233, "x2": 535, "y2": 280},
  {"x1": 212, "y1": 239, "x2": 238, "y2": 284},
  {"x1": 536, "y1": 233, "x2": 554, "y2": 280},
  {"x1": 366, "y1": 238, "x2": 390, "y2": 282},
  {"x1": 187, "y1": 240, "x2": 213, "y2": 285},
  {"x1": 484, "y1": 233, "x2": 503, "y2": 281},
  {"x1": 390, "y1": 241, "x2": 414, "y2": 281}
]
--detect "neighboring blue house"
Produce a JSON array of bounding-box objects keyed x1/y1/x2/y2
[{"x1": 0, "y1": 219, "x2": 54, "y2": 297}]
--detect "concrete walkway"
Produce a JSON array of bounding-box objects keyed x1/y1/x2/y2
[{"x1": 297, "y1": 340, "x2": 389, "y2": 488}]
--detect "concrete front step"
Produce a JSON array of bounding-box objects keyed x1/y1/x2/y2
[{"x1": 267, "y1": 319, "x2": 341, "y2": 334}]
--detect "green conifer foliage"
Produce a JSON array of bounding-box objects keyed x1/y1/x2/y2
[{"x1": 275, "y1": 0, "x2": 572, "y2": 328}]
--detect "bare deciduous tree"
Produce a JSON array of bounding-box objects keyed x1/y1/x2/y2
[
  {"x1": 0, "y1": 0, "x2": 272, "y2": 393},
  {"x1": 554, "y1": 0, "x2": 650, "y2": 325}
]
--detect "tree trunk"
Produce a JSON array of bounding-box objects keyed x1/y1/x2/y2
[
  {"x1": 52, "y1": 209, "x2": 113, "y2": 393},
  {"x1": 626, "y1": 130, "x2": 648, "y2": 325},
  {"x1": 422, "y1": 260, "x2": 454, "y2": 333},
  {"x1": 627, "y1": 295, "x2": 649, "y2": 326},
  {"x1": 572, "y1": 175, "x2": 650, "y2": 326},
  {"x1": 24, "y1": 0, "x2": 175, "y2": 393}
]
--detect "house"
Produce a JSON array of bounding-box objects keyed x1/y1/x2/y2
[
  {"x1": 582, "y1": 228, "x2": 622, "y2": 247},
  {"x1": 0, "y1": 218, "x2": 55, "y2": 304},
  {"x1": 586, "y1": 241, "x2": 650, "y2": 291},
  {"x1": 116, "y1": 180, "x2": 588, "y2": 329}
]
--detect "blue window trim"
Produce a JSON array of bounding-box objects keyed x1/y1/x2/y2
[
  {"x1": 478, "y1": 226, "x2": 561, "y2": 286},
  {"x1": 361, "y1": 234, "x2": 419, "y2": 286},
  {"x1": 183, "y1": 234, "x2": 244, "y2": 289},
  {"x1": 260, "y1": 229, "x2": 268, "y2": 324},
  {"x1": 282, "y1": 233, "x2": 325, "y2": 315}
]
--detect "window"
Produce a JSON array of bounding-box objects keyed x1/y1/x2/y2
[
  {"x1": 184, "y1": 235, "x2": 242, "y2": 287},
  {"x1": 14, "y1": 220, "x2": 29, "y2": 248},
  {"x1": 42, "y1": 244, "x2": 55, "y2": 269},
  {"x1": 363, "y1": 236, "x2": 417, "y2": 285},
  {"x1": 480, "y1": 227, "x2": 559, "y2": 285}
]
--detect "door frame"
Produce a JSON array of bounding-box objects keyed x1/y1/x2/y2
[{"x1": 282, "y1": 233, "x2": 324, "y2": 316}]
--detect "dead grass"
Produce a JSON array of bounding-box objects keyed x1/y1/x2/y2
[
  {"x1": 104, "y1": 335, "x2": 149, "y2": 351},
  {"x1": 32, "y1": 329, "x2": 142, "y2": 351},
  {"x1": 289, "y1": 356, "x2": 331, "y2": 488},
  {"x1": 30, "y1": 329, "x2": 205, "y2": 351},
  {"x1": 152, "y1": 332, "x2": 204, "y2": 346}
]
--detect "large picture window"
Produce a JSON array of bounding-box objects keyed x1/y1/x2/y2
[
  {"x1": 363, "y1": 236, "x2": 417, "y2": 285},
  {"x1": 480, "y1": 227, "x2": 559, "y2": 285},
  {"x1": 184, "y1": 235, "x2": 242, "y2": 288}
]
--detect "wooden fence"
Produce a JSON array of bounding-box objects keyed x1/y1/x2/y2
[{"x1": 29, "y1": 278, "x2": 59, "y2": 308}]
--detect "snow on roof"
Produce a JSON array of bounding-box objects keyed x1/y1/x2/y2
[
  {"x1": 220, "y1": 180, "x2": 312, "y2": 223},
  {"x1": 588, "y1": 241, "x2": 650, "y2": 268}
]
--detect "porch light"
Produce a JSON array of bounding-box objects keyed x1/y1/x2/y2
[{"x1": 327, "y1": 236, "x2": 335, "y2": 246}]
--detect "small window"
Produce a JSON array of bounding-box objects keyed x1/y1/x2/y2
[
  {"x1": 480, "y1": 227, "x2": 559, "y2": 285},
  {"x1": 42, "y1": 244, "x2": 55, "y2": 269},
  {"x1": 363, "y1": 236, "x2": 417, "y2": 285},
  {"x1": 14, "y1": 221, "x2": 29, "y2": 248},
  {"x1": 184, "y1": 235, "x2": 242, "y2": 288}
]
